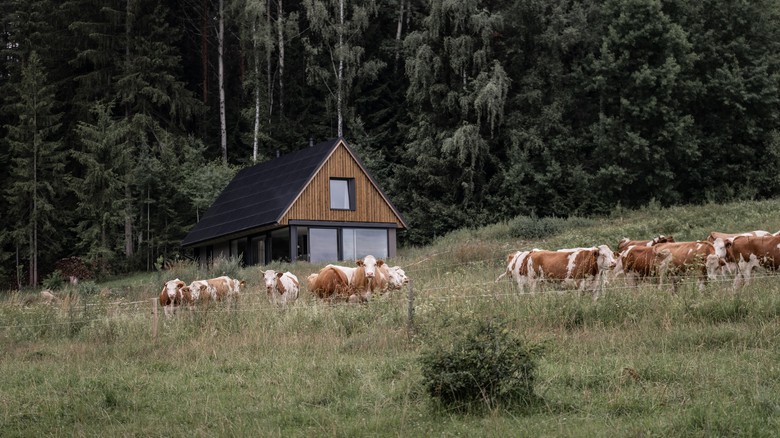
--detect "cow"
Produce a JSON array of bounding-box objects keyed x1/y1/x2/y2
[
  {"x1": 706, "y1": 231, "x2": 772, "y2": 278},
  {"x1": 495, "y1": 250, "x2": 533, "y2": 292},
  {"x1": 613, "y1": 245, "x2": 663, "y2": 287},
  {"x1": 159, "y1": 278, "x2": 187, "y2": 317},
  {"x1": 724, "y1": 235, "x2": 780, "y2": 287},
  {"x1": 206, "y1": 276, "x2": 246, "y2": 302},
  {"x1": 617, "y1": 235, "x2": 675, "y2": 252},
  {"x1": 377, "y1": 264, "x2": 408, "y2": 292},
  {"x1": 707, "y1": 230, "x2": 772, "y2": 242},
  {"x1": 263, "y1": 270, "x2": 300, "y2": 306},
  {"x1": 324, "y1": 255, "x2": 386, "y2": 302},
  {"x1": 309, "y1": 266, "x2": 351, "y2": 302},
  {"x1": 182, "y1": 279, "x2": 217, "y2": 307},
  {"x1": 653, "y1": 240, "x2": 725, "y2": 291},
  {"x1": 525, "y1": 245, "x2": 617, "y2": 299}
]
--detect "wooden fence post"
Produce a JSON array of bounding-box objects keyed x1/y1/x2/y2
[
  {"x1": 152, "y1": 298, "x2": 158, "y2": 340},
  {"x1": 407, "y1": 279, "x2": 415, "y2": 337}
]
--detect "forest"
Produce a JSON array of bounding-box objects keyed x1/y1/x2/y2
[{"x1": 1, "y1": 0, "x2": 779, "y2": 287}]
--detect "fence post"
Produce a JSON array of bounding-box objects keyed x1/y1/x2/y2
[
  {"x1": 407, "y1": 279, "x2": 415, "y2": 337},
  {"x1": 152, "y1": 298, "x2": 158, "y2": 340}
]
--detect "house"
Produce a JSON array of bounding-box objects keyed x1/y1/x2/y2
[{"x1": 181, "y1": 138, "x2": 408, "y2": 265}]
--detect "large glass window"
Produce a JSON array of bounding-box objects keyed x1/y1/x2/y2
[
  {"x1": 342, "y1": 228, "x2": 388, "y2": 260},
  {"x1": 330, "y1": 178, "x2": 354, "y2": 210},
  {"x1": 310, "y1": 228, "x2": 339, "y2": 262},
  {"x1": 250, "y1": 236, "x2": 266, "y2": 265},
  {"x1": 271, "y1": 228, "x2": 290, "y2": 262}
]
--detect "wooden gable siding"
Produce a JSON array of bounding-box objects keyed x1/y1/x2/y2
[{"x1": 281, "y1": 144, "x2": 403, "y2": 226}]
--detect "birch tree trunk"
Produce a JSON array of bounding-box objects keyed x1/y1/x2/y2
[
  {"x1": 337, "y1": 0, "x2": 344, "y2": 138},
  {"x1": 218, "y1": 0, "x2": 228, "y2": 164},
  {"x1": 201, "y1": 0, "x2": 209, "y2": 103},
  {"x1": 253, "y1": 22, "x2": 261, "y2": 163},
  {"x1": 277, "y1": 0, "x2": 285, "y2": 116}
]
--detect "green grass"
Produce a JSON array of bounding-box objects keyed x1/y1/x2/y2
[{"x1": 3, "y1": 199, "x2": 780, "y2": 436}]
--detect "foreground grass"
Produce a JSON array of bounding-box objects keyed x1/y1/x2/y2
[{"x1": 3, "y1": 199, "x2": 780, "y2": 436}]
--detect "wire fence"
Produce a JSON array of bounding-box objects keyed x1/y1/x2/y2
[{"x1": 2, "y1": 267, "x2": 779, "y2": 335}]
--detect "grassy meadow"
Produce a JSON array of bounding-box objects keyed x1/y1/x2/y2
[{"x1": 3, "y1": 199, "x2": 780, "y2": 436}]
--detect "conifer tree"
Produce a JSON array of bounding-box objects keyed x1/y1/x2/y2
[{"x1": 4, "y1": 52, "x2": 65, "y2": 285}]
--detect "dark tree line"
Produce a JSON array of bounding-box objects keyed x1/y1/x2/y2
[{"x1": 1, "y1": 0, "x2": 779, "y2": 286}]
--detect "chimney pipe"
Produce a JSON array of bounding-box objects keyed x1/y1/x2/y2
[
  {"x1": 276, "y1": 149, "x2": 280, "y2": 158},
  {"x1": 309, "y1": 137, "x2": 314, "y2": 147}
]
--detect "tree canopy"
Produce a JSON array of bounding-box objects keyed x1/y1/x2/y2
[{"x1": 2, "y1": 0, "x2": 780, "y2": 285}]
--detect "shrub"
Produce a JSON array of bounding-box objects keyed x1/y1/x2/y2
[
  {"x1": 210, "y1": 256, "x2": 243, "y2": 280},
  {"x1": 42, "y1": 270, "x2": 65, "y2": 290},
  {"x1": 419, "y1": 319, "x2": 541, "y2": 412},
  {"x1": 508, "y1": 215, "x2": 565, "y2": 240}
]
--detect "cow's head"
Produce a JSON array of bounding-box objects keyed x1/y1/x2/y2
[
  {"x1": 357, "y1": 255, "x2": 383, "y2": 280},
  {"x1": 710, "y1": 237, "x2": 727, "y2": 259},
  {"x1": 263, "y1": 270, "x2": 279, "y2": 294},
  {"x1": 595, "y1": 245, "x2": 617, "y2": 271},
  {"x1": 386, "y1": 266, "x2": 409, "y2": 289},
  {"x1": 163, "y1": 278, "x2": 185, "y2": 298},
  {"x1": 653, "y1": 235, "x2": 674, "y2": 245}
]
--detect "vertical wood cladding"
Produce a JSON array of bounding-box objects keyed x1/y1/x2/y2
[{"x1": 282, "y1": 144, "x2": 403, "y2": 227}]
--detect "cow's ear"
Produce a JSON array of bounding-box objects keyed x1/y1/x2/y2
[
  {"x1": 592, "y1": 249, "x2": 600, "y2": 257},
  {"x1": 356, "y1": 260, "x2": 364, "y2": 267},
  {"x1": 199, "y1": 285, "x2": 208, "y2": 292},
  {"x1": 177, "y1": 281, "x2": 185, "y2": 288},
  {"x1": 377, "y1": 260, "x2": 384, "y2": 267},
  {"x1": 276, "y1": 272, "x2": 284, "y2": 278}
]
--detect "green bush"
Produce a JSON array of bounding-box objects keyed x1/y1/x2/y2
[
  {"x1": 42, "y1": 270, "x2": 65, "y2": 290},
  {"x1": 508, "y1": 215, "x2": 565, "y2": 240},
  {"x1": 419, "y1": 319, "x2": 541, "y2": 412}
]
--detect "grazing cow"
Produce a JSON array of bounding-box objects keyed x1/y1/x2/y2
[
  {"x1": 309, "y1": 266, "x2": 351, "y2": 302},
  {"x1": 159, "y1": 278, "x2": 187, "y2": 317},
  {"x1": 381, "y1": 265, "x2": 409, "y2": 291},
  {"x1": 653, "y1": 240, "x2": 725, "y2": 290},
  {"x1": 526, "y1": 245, "x2": 617, "y2": 299},
  {"x1": 323, "y1": 255, "x2": 386, "y2": 302},
  {"x1": 263, "y1": 270, "x2": 300, "y2": 306},
  {"x1": 617, "y1": 235, "x2": 675, "y2": 252},
  {"x1": 614, "y1": 245, "x2": 662, "y2": 287},
  {"x1": 724, "y1": 235, "x2": 780, "y2": 287}
]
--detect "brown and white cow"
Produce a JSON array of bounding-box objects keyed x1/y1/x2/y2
[
  {"x1": 614, "y1": 245, "x2": 664, "y2": 287},
  {"x1": 321, "y1": 255, "x2": 386, "y2": 302},
  {"x1": 653, "y1": 240, "x2": 725, "y2": 290},
  {"x1": 206, "y1": 276, "x2": 246, "y2": 302},
  {"x1": 707, "y1": 230, "x2": 772, "y2": 243},
  {"x1": 263, "y1": 270, "x2": 300, "y2": 306},
  {"x1": 159, "y1": 278, "x2": 187, "y2": 317},
  {"x1": 526, "y1": 245, "x2": 617, "y2": 299},
  {"x1": 495, "y1": 250, "x2": 533, "y2": 292},
  {"x1": 707, "y1": 231, "x2": 772, "y2": 277},
  {"x1": 309, "y1": 266, "x2": 351, "y2": 302},
  {"x1": 724, "y1": 235, "x2": 780, "y2": 287},
  {"x1": 617, "y1": 235, "x2": 675, "y2": 252}
]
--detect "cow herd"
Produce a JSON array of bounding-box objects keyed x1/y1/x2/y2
[
  {"x1": 158, "y1": 255, "x2": 409, "y2": 316},
  {"x1": 497, "y1": 230, "x2": 780, "y2": 297}
]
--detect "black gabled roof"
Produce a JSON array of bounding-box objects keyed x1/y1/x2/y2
[{"x1": 181, "y1": 139, "x2": 340, "y2": 247}]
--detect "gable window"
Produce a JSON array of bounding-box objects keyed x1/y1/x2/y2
[{"x1": 330, "y1": 178, "x2": 355, "y2": 210}]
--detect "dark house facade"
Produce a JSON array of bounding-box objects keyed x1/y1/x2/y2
[{"x1": 181, "y1": 138, "x2": 408, "y2": 265}]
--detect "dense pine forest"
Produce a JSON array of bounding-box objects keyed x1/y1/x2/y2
[{"x1": 1, "y1": 0, "x2": 779, "y2": 286}]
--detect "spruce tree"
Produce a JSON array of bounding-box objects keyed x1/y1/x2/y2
[{"x1": 4, "y1": 52, "x2": 65, "y2": 286}]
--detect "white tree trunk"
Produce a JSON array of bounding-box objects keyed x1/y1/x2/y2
[
  {"x1": 337, "y1": 0, "x2": 344, "y2": 138},
  {"x1": 218, "y1": 0, "x2": 227, "y2": 164},
  {"x1": 253, "y1": 22, "x2": 261, "y2": 163},
  {"x1": 395, "y1": 0, "x2": 405, "y2": 67},
  {"x1": 124, "y1": 0, "x2": 134, "y2": 258},
  {"x1": 278, "y1": 0, "x2": 284, "y2": 116}
]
